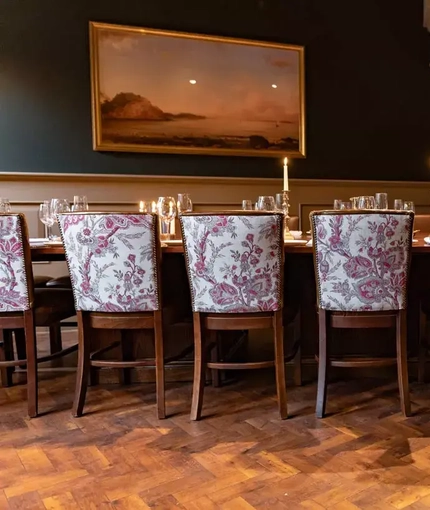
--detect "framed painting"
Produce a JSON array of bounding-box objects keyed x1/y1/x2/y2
[{"x1": 90, "y1": 22, "x2": 306, "y2": 158}]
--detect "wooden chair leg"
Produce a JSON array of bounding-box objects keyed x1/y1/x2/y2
[
  {"x1": 396, "y1": 310, "x2": 411, "y2": 417},
  {"x1": 72, "y1": 312, "x2": 91, "y2": 417},
  {"x1": 24, "y1": 311, "x2": 38, "y2": 418},
  {"x1": 274, "y1": 310, "x2": 288, "y2": 419},
  {"x1": 210, "y1": 331, "x2": 221, "y2": 388},
  {"x1": 0, "y1": 330, "x2": 14, "y2": 387},
  {"x1": 49, "y1": 323, "x2": 63, "y2": 355},
  {"x1": 191, "y1": 312, "x2": 206, "y2": 421},
  {"x1": 154, "y1": 310, "x2": 165, "y2": 419},
  {"x1": 119, "y1": 331, "x2": 133, "y2": 386},
  {"x1": 316, "y1": 309, "x2": 329, "y2": 418},
  {"x1": 418, "y1": 307, "x2": 428, "y2": 383}
]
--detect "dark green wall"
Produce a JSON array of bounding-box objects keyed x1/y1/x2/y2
[{"x1": 1, "y1": 0, "x2": 429, "y2": 180}]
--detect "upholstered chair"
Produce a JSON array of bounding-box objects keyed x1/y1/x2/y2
[
  {"x1": 310, "y1": 210, "x2": 414, "y2": 417},
  {"x1": 180, "y1": 212, "x2": 288, "y2": 420},
  {"x1": 58, "y1": 212, "x2": 166, "y2": 419},
  {"x1": 0, "y1": 213, "x2": 76, "y2": 417}
]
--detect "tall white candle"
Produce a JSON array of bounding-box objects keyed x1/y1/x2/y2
[{"x1": 283, "y1": 157, "x2": 289, "y2": 191}]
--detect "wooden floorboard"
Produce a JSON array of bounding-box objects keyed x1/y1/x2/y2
[{"x1": 1, "y1": 332, "x2": 430, "y2": 508}]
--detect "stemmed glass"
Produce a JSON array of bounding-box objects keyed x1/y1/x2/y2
[
  {"x1": 157, "y1": 196, "x2": 177, "y2": 240},
  {"x1": 242, "y1": 200, "x2": 253, "y2": 211},
  {"x1": 139, "y1": 201, "x2": 152, "y2": 213},
  {"x1": 72, "y1": 195, "x2": 88, "y2": 212},
  {"x1": 275, "y1": 193, "x2": 284, "y2": 212},
  {"x1": 403, "y1": 201, "x2": 415, "y2": 212},
  {"x1": 177, "y1": 193, "x2": 193, "y2": 214},
  {"x1": 50, "y1": 198, "x2": 70, "y2": 239},
  {"x1": 358, "y1": 196, "x2": 376, "y2": 209},
  {"x1": 39, "y1": 201, "x2": 55, "y2": 240},
  {"x1": 0, "y1": 198, "x2": 11, "y2": 213},
  {"x1": 394, "y1": 199, "x2": 404, "y2": 210},
  {"x1": 375, "y1": 193, "x2": 388, "y2": 210},
  {"x1": 257, "y1": 196, "x2": 275, "y2": 211}
]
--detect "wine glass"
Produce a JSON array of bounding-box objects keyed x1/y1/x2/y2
[
  {"x1": 333, "y1": 199, "x2": 343, "y2": 210},
  {"x1": 139, "y1": 201, "x2": 152, "y2": 213},
  {"x1": 375, "y1": 193, "x2": 388, "y2": 210},
  {"x1": 403, "y1": 201, "x2": 415, "y2": 212},
  {"x1": 358, "y1": 196, "x2": 376, "y2": 209},
  {"x1": 394, "y1": 199, "x2": 404, "y2": 210},
  {"x1": 157, "y1": 197, "x2": 177, "y2": 240},
  {"x1": 50, "y1": 199, "x2": 70, "y2": 239},
  {"x1": 0, "y1": 198, "x2": 11, "y2": 213},
  {"x1": 242, "y1": 200, "x2": 253, "y2": 211},
  {"x1": 340, "y1": 201, "x2": 352, "y2": 210},
  {"x1": 72, "y1": 195, "x2": 88, "y2": 212},
  {"x1": 177, "y1": 193, "x2": 193, "y2": 214},
  {"x1": 350, "y1": 197, "x2": 359, "y2": 209},
  {"x1": 39, "y1": 201, "x2": 55, "y2": 240},
  {"x1": 257, "y1": 196, "x2": 275, "y2": 211},
  {"x1": 275, "y1": 193, "x2": 284, "y2": 212}
]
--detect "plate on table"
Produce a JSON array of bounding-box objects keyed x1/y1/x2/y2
[
  {"x1": 424, "y1": 237, "x2": 430, "y2": 246},
  {"x1": 163, "y1": 239, "x2": 183, "y2": 245},
  {"x1": 28, "y1": 237, "x2": 49, "y2": 246},
  {"x1": 284, "y1": 239, "x2": 308, "y2": 245}
]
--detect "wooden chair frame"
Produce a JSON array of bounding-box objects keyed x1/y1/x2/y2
[
  {"x1": 310, "y1": 210, "x2": 413, "y2": 418},
  {"x1": 180, "y1": 211, "x2": 288, "y2": 420},
  {"x1": 58, "y1": 212, "x2": 166, "y2": 419},
  {"x1": 0, "y1": 214, "x2": 76, "y2": 417}
]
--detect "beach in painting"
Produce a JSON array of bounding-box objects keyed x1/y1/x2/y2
[{"x1": 96, "y1": 26, "x2": 302, "y2": 153}]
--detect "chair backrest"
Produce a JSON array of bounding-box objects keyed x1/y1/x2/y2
[
  {"x1": 0, "y1": 213, "x2": 33, "y2": 312},
  {"x1": 310, "y1": 211, "x2": 414, "y2": 312},
  {"x1": 180, "y1": 212, "x2": 284, "y2": 313},
  {"x1": 58, "y1": 213, "x2": 160, "y2": 312}
]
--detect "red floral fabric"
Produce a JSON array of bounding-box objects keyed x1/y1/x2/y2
[
  {"x1": 0, "y1": 215, "x2": 29, "y2": 312},
  {"x1": 311, "y1": 212, "x2": 413, "y2": 311},
  {"x1": 58, "y1": 214, "x2": 159, "y2": 312},
  {"x1": 180, "y1": 214, "x2": 283, "y2": 313}
]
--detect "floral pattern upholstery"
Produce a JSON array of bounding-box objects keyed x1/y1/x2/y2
[
  {"x1": 180, "y1": 214, "x2": 283, "y2": 313},
  {"x1": 0, "y1": 215, "x2": 30, "y2": 312},
  {"x1": 311, "y1": 212, "x2": 413, "y2": 311},
  {"x1": 58, "y1": 214, "x2": 159, "y2": 312}
]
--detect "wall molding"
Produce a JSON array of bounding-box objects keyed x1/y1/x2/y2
[{"x1": 2, "y1": 170, "x2": 430, "y2": 188}]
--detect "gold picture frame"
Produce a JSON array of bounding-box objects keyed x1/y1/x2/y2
[{"x1": 90, "y1": 21, "x2": 306, "y2": 158}]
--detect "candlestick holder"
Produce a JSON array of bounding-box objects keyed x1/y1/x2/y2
[{"x1": 281, "y1": 190, "x2": 295, "y2": 240}]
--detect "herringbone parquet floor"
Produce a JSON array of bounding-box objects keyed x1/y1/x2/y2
[{"x1": 2, "y1": 340, "x2": 430, "y2": 508}]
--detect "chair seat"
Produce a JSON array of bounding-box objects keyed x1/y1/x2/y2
[
  {"x1": 34, "y1": 288, "x2": 75, "y2": 326},
  {"x1": 323, "y1": 309, "x2": 397, "y2": 329},
  {"x1": 330, "y1": 310, "x2": 397, "y2": 317},
  {"x1": 33, "y1": 275, "x2": 52, "y2": 288},
  {"x1": 46, "y1": 275, "x2": 72, "y2": 289}
]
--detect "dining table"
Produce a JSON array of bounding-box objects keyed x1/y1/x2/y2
[{"x1": 30, "y1": 235, "x2": 430, "y2": 380}]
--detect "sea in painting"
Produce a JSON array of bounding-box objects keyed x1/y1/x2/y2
[{"x1": 96, "y1": 27, "x2": 302, "y2": 152}]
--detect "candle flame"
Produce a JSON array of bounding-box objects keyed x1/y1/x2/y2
[{"x1": 283, "y1": 157, "x2": 288, "y2": 165}]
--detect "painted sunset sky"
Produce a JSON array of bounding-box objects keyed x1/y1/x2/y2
[{"x1": 97, "y1": 28, "x2": 301, "y2": 124}]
